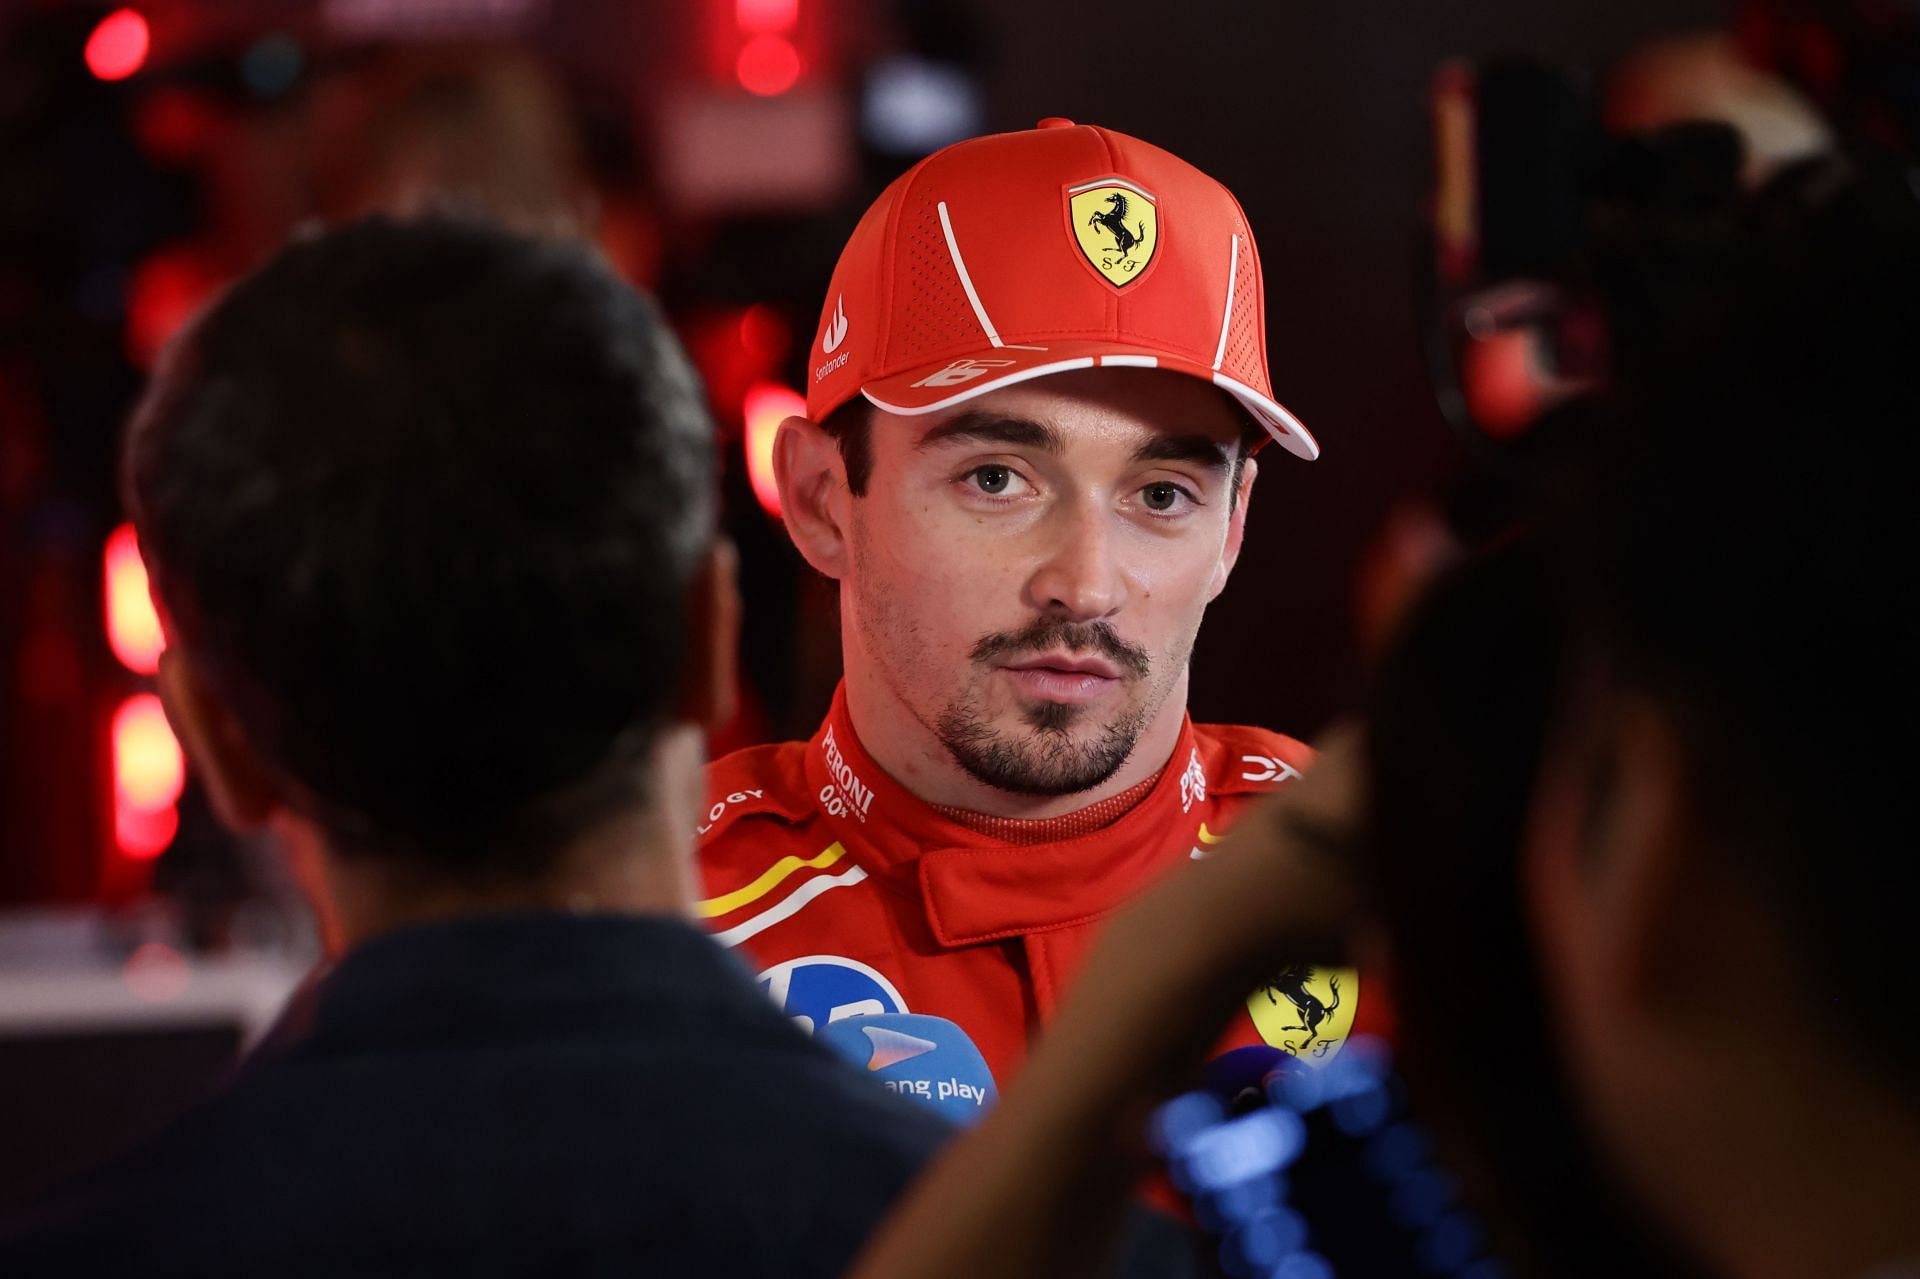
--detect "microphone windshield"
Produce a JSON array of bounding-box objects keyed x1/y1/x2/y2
[{"x1": 814, "y1": 1013, "x2": 998, "y2": 1125}]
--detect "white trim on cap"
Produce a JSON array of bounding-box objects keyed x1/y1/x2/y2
[
  {"x1": 862, "y1": 357, "x2": 1100, "y2": 416},
  {"x1": 1212, "y1": 370, "x2": 1320, "y2": 460},
  {"x1": 1066, "y1": 177, "x2": 1158, "y2": 200},
  {"x1": 936, "y1": 201, "x2": 1004, "y2": 349},
  {"x1": 857, "y1": 349, "x2": 1321, "y2": 463},
  {"x1": 1212, "y1": 233, "x2": 1241, "y2": 372}
]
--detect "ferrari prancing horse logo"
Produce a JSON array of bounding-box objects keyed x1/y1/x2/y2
[
  {"x1": 1069, "y1": 180, "x2": 1158, "y2": 287},
  {"x1": 1248, "y1": 964, "x2": 1359, "y2": 1063}
]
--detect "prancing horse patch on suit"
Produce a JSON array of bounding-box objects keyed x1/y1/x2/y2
[{"x1": 1247, "y1": 964, "x2": 1359, "y2": 1064}]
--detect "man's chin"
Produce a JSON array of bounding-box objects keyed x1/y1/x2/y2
[
  {"x1": 936, "y1": 705, "x2": 1144, "y2": 798},
  {"x1": 1018, "y1": 699, "x2": 1088, "y2": 734}
]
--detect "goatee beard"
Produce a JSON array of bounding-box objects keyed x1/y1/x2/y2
[{"x1": 934, "y1": 619, "x2": 1153, "y2": 797}]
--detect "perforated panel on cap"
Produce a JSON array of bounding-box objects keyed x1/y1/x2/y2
[
  {"x1": 1220, "y1": 236, "x2": 1265, "y2": 383},
  {"x1": 888, "y1": 190, "x2": 993, "y2": 368}
]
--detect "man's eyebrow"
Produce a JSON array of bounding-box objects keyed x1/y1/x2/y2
[
  {"x1": 915, "y1": 412, "x2": 1062, "y2": 454},
  {"x1": 1130, "y1": 433, "x2": 1235, "y2": 471}
]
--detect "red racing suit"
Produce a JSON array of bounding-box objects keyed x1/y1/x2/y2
[{"x1": 695, "y1": 684, "x2": 1376, "y2": 1089}]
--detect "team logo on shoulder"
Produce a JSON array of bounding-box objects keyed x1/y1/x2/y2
[
  {"x1": 1242, "y1": 754, "x2": 1302, "y2": 784},
  {"x1": 758, "y1": 954, "x2": 907, "y2": 1035},
  {"x1": 1247, "y1": 965, "x2": 1359, "y2": 1064},
  {"x1": 1069, "y1": 179, "x2": 1158, "y2": 287}
]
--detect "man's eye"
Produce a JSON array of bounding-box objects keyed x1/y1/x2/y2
[
  {"x1": 1141, "y1": 482, "x2": 1188, "y2": 512},
  {"x1": 970, "y1": 465, "x2": 1016, "y2": 495}
]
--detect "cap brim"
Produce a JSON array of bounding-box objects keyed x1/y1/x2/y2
[{"x1": 860, "y1": 341, "x2": 1319, "y2": 461}]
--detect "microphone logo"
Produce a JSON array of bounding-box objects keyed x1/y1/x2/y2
[
  {"x1": 813, "y1": 1013, "x2": 999, "y2": 1122},
  {"x1": 859, "y1": 1025, "x2": 937, "y2": 1071}
]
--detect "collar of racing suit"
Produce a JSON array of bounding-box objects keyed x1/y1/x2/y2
[
  {"x1": 929, "y1": 770, "x2": 1162, "y2": 845},
  {"x1": 805, "y1": 684, "x2": 1211, "y2": 948}
]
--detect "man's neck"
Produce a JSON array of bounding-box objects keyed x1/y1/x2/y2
[
  {"x1": 840, "y1": 668, "x2": 1191, "y2": 820},
  {"x1": 294, "y1": 731, "x2": 708, "y2": 954}
]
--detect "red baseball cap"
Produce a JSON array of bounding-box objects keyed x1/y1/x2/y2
[{"x1": 805, "y1": 118, "x2": 1317, "y2": 460}]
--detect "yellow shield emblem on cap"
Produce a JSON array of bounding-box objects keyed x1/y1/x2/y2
[
  {"x1": 1246, "y1": 965, "x2": 1359, "y2": 1065},
  {"x1": 1069, "y1": 180, "x2": 1158, "y2": 287}
]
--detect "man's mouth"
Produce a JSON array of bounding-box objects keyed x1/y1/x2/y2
[
  {"x1": 1001, "y1": 652, "x2": 1124, "y2": 681},
  {"x1": 997, "y1": 652, "x2": 1125, "y2": 704}
]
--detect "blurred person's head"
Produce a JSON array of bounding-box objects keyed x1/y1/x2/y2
[
  {"x1": 1439, "y1": 42, "x2": 1834, "y2": 480},
  {"x1": 1374, "y1": 150, "x2": 1920, "y2": 1278},
  {"x1": 773, "y1": 121, "x2": 1315, "y2": 811},
  {"x1": 125, "y1": 215, "x2": 734, "y2": 950},
  {"x1": 324, "y1": 49, "x2": 593, "y2": 239},
  {"x1": 1366, "y1": 542, "x2": 1695, "y2": 1278},
  {"x1": 1605, "y1": 31, "x2": 1832, "y2": 188},
  {"x1": 1521, "y1": 149, "x2": 1920, "y2": 1277}
]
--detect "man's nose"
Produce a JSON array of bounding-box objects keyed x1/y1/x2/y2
[{"x1": 1024, "y1": 499, "x2": 1126, "y2": 621}]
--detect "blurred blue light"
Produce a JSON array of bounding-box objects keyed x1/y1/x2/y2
[
  {"x1": 1267, "y1": 1060, "x2": 1322, "y2": 1111},
  {"x1": 1194, "y1": 1175, "x2": 1283, "y2": 1232},
  {"x1": 1221, "y1": 1207, "x2": 1308, "y2": 1275},
  {"x1": 1268, "y1": 1250, "x2": 1336, "y2": 1279},
  {"x1": 1150, "y1": 1090, "x2": 1226, "y2": 1156},
  {"x1": 1178, "y1": 1108, "x2": 1307, "y2": 1191},
  {"x1": 1329, "y1": 1084, "x2": 1391, "y2": 1136},
  {"x1": 1364, "y1": 1123, "x2": 1432, "y2": 1182},
  {"x1": 861, "y1": 55, "x2": 984, "y2": 156},
  {"x1": 1339, "y1": 1034, "x2": 1392, "y2": 1081}
]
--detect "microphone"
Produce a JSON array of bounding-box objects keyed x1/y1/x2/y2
[
  {"x1": 1200, "y1": 1045, "x2": 1298, "y2": 1114},
  {"x1": 814, "y1": 1013, "x2": 998, "y2": 1125}
]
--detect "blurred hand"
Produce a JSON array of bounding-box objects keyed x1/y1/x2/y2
[{"x1": 1104, "y1": 721, "x2": 1368, "y2": 1009}]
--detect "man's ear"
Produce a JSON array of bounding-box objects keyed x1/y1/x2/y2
[
  {"x1": 1209, "y1": 454, "x2": 1259, "y2": 602},
  {"x1": 155, "y1": 648, "x2": 282, "y2": 833},
  {"x1": 675, "y1": 538, "x2": 741, "y2": 733},
  {"x1": 1524, "y1": 694, "x2": 1695, "y2": 1032},
  {"x1": 773, "y1": 415, "x2": 852, "y2": 581}
]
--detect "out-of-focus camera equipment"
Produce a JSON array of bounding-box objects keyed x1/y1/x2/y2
[{"x1": 1423, "y1": 57, "x2": 1751, "y2": 483}]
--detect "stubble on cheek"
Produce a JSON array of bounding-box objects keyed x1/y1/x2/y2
[{"x1": 848, "y1": 516, "x2": 969, "y2": 731}]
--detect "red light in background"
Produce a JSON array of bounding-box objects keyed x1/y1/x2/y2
[
  {"x1": 123, "y1": 246, "x2": 222, "y2": 369},
  {"x1": 85, "y1": 9, "x2": 150, "y2": 82},
  {"x1": 123, "y1": 941, "x2": 191, "y2": 1001},
  {"x1": 113, "y1": 693, "x2": 184, "y2": 861},
  {"x1": 743, "y1": 382, "x2": 804, "y2": 518},
  {"x1": 704, "y1": 0, "x2": 821, "y2": 92},
  {"x1": 132, "y1": 87, "x2": 222, "y2": 167},
  {"x1": 105, "y1": 523, "x2": 164, "y2": 675},
  {"x1": 113, "y1": 693, "x2": 183, "y2": 812},
  {"x1": 736, "y1": 34, "x2": 802, "y2": 96},
  {"x1": 115, "y1": 802, "x2": 179, "y2": 861},
  {"x1": 736, "y1": 0, "x2": 799, "y2": 33},
  {"x1": 738, "y1": 304, "x2": 792, "y2": 361}
]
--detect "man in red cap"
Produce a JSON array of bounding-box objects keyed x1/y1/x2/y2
[{"x1": 697, "y1": 120, "x2": 1362, "y2": 1088}]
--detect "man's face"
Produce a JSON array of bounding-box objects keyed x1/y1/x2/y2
[{"x1": 842, "y1": 367, "x2": 1254, "y2": 797}]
